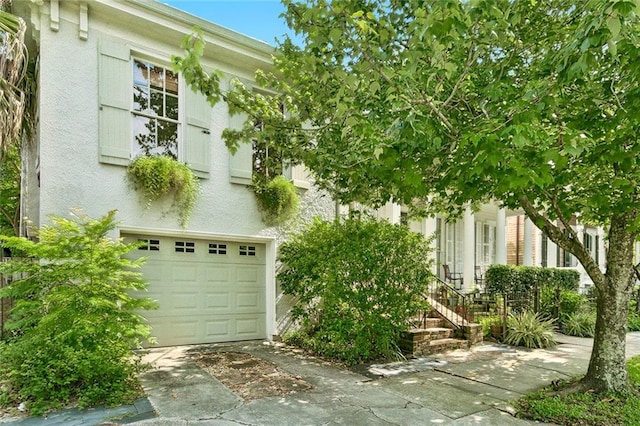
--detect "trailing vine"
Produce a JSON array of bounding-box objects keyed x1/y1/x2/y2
[
  {"x1": 127, "y1": 155, "x2": 199, "y2": 227},
  {"x1": 253, "y1": 175, "x2": 299, "y2": 226}
]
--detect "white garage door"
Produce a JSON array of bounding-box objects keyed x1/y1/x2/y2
[{"x1": 124, "y1": 234, "x2": 266, "y2": 346}]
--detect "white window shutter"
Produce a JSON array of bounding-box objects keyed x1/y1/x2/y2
[
  {"x1": 98, "y1": 39, "x2": 131, "y2": 165},
  {"x1": 228, "y1": 112, "x2": 253, "y2": 185},
  {"x1": 184, "y1": 87, "x2": 211, "y2": 178},
  {"x1": 291, "y1": 163, "x2": 310, "y2": 189}
]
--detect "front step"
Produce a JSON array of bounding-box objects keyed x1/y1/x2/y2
[{"x1": 399, "y1": 329, "x2": 470, "y2": 357}]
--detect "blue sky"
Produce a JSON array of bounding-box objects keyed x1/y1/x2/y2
[{"x1": 160, "y1": 1, "x2": 296, "y2": 45}]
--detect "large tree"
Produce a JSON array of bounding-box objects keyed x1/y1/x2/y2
[{"x1": 175, "y1": 0, "x2": 640, "y2": 393}]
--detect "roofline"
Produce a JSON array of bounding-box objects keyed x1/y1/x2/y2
[{"x1": 125, "y1": 0, "x2": 276, "y2": 56}]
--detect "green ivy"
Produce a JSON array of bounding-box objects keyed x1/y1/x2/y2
[
  {"x1": 253, "y1": 175, "x2": 299, "y2": 226},
  {"x1": 127, "y1": 155, "x2": 199, "y2": 227},
  {"x1": 0, "y1": 210, "x2": 157, "y2": 415}
]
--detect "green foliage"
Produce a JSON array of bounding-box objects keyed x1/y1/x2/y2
[
  {"x1": 127, "y1": 155, "x2": 199, "y2": 227},
  {"x1": 561, "y1": 310, "x2": 596, "y2": 337},
  {"x1": 478, "y1": 315, "x2": 503, "y2": 338},
  {"x1": 0, "y1": 210, "x2": 157, "y2": 415},
  {"x1": 628, "y1": 356, "x2": 640, "y2": 386},
  {"x1": 253, "y1": 175, "x2": 299, "y2": 225},
  {"x1": 486, "y1": 265, "x2": 579, "y2": 296},
  {"x1": 504, "y1": 311, "x2": 556, "y2": 349},
  {"x1": 0, "y1": 144, "x2": 20, "y2": 236},
  {"x1": 517, "y1": 377, "x2": 640, "y2": 425},
  {"x1": 628, "y1": 312, "x2": 640, "y2": 332},
  {"x1": 175, "y1": 0, "x2": 640, "y2": 392},
  {"x1": 278, "y1": 215, "x2": 433, "y2": 364}
]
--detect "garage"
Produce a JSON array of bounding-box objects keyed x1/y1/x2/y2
[{"x1": 123, "y1": 234, "x2": 267, "y2": 346}]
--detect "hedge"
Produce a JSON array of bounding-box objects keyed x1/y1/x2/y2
[{"x1": 485, "y1": 264, "x2": 579, "y2": 296}]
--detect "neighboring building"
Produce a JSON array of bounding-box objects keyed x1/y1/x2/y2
[
  {"x1": 12, "y1": 0, "x2": 335, "y2": 346},
  {"x1": 506, "y1": 214, "x2": 605, "y2": 293},
  {"x1": 378, "y1": 201, "x2": 606, "y2": 293}
]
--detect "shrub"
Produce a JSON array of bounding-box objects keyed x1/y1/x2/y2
[
  {"x1": 278, "y1": 215, "x2": 433, "y2": 364},
  {"x1": 628, "y1": 356, "x2": 640, "y2": 386},
  {"x1": 253, "y1": 175, "x2": 299, "y2": 225},
  {"x1": 504, "y1": 311, "x2": 556, "y2": 348},
  {"x1": 561, "y1": 310, "x2": 596, "y2": 337},
  {"x1": 628, "y1": 312, "x2": 640, "y2": 332},
  {"x1": 0, "y1": 211, "x2": 157, "y2": 415},
  {"x1": 127, "y1": 155, "x2": 199, "y2": 227}
]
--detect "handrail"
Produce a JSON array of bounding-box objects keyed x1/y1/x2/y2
[{"x1": 411, "y1": 275, "x2": 469, "y2": 337}]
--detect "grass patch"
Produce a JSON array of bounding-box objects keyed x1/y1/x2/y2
[{"x1": 516, "y1": 357, "x2": 640, "y2": 425}]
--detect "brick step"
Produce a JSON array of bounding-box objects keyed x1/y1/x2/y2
[
  {"x1": 408, "y1": 317, "x2": 446, "y2": 329},
  {"x1": 408, "y1": 337, "x2": 470, "y2": 357}
]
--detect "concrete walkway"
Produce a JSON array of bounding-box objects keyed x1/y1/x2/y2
[
  {"x1": 131, "y1": 332, "x2": 640, "y2": 425},
  {"x1": 3, "y1": 332, "x2": 640, "y2": 425}
]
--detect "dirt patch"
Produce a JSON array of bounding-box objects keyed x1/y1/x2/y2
[{"x1": 193, "y1": 351, "x2": 313, "y2": 401}]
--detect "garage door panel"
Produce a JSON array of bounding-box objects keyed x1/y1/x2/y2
[{"x1": 125, "y1": 234, "x2": 267, "y2": 346}]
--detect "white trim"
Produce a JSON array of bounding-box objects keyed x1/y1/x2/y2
[{"x1": 118, "y1": 225, "x2": 277, "y2": 341}]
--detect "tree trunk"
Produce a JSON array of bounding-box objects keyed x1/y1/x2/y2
[{"x1": 582, "y1": 214, "x2": 636, "y2": 393}]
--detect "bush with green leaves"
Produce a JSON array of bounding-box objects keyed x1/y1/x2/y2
[
  {"x1": 628, "y1": 312, "x2": 640, "y2": 332},
  {"x1": 253, "y1": 175, "x2": 299, "y2": 225},
  {"x1": 127, "y1": 155, "x2": 199, "y2": 227},
  {"x1": 504, "y1": 311, "x2": 556, "y2": 349},
  {"x1": 0, "y1": 210, "x2": 157, "y2": 415},
  {"x1": 561, "y1": 310, "x2": 596, "y2": 337},
  {"x1": 278, "y1": 215, "x2": 433, "y2": 364}
]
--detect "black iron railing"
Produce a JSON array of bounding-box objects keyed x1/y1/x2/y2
[{"x1": 411, "y1": 276, "x2": 470, "y2": 336}]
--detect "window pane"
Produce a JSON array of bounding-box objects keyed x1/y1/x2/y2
[
  {"x1": 166, "y1": 69, "x2": 178, "y2": 95},
  {"x1": 149, "y1": 65, "x2": 164, "y2": 90},
  {"x1": 166, "y1": 94, "x2": 178, "y2": 120},
  {"x1": 133, "y1": 60, "x2": 149, "y2": 86},
  {"x1": 133, "y1": 115, "x2": 157, "y2": 157},
  {"x1": 133, "y1": 84, "x2": 148, "y2": 112},
  {"x1": 156, "y1": 119, "x2": 178, "y2": 159},
  {"x1": 150, "y1": 89, "x2": 164, "y2": 117}
]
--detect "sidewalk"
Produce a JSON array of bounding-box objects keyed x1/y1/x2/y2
[
  {"x1": 130, "y1": 332, "x2": 640, "y2": 425},
  {"x1": 3, "y1": 332, "x2": 640, "y2": 425}
]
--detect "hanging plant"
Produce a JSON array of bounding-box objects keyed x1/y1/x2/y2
[
  {"x1": 127, "y1": 155, "x2": 199, "y2": 227},
  {"x1": 253, "y1": 175, "x2": 299, "y2": 226}
]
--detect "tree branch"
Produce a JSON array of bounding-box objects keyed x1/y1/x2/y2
[{"x1": 518, "y1": 194, "x2": 605, "y2": 288}]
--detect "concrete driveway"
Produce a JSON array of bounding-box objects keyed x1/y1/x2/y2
[
  {"x1": 130, "y1": 332, "x2": 640, "y2": 425},
  {"x1": 3, "y1": 333, "x2": 639, "y2": 425}
]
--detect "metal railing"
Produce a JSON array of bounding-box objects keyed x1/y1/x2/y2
[{"x1": 411, "y1": 276, "x2": 469, "y2": 337}]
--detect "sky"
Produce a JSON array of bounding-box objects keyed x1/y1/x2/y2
[{"x1": 160, "y1": 0, "x2": 297, "y2": 46}]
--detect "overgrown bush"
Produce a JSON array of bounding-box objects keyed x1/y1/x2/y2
[
  {"x1": 0, "y1": 211, "x2": 157, "y2": 415},
  {"x1": 127, "y1": 155, "x2": 199, "y2": 227},
  {"x1": 561, "y1": 310, "x2": 596, "y2": 337},
  {"x1": 504, "y1": 311, "x2": 556, "y2": 348},
  {"x1": 253, "y1": 175, "x2": 299, "y2": 225},
  {"x1": 628, "y1": 312, "x2": 640, "y2": 332},
  {"x1": 278, "y1": 215, "x2": 433, "y2": 364}
]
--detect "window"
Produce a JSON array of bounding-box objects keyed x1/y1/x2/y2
[
  {"x1": 138, "y1": 238, "x2": 160, "y2": 251},
  {"x1": 252, "y1": 105, "x2": 284, "y2": 181},
  {"x1": 175, "y1": 241, "x2": 195, "y2": 253},
  {"x1": 239, "y1": 245, "x2": 256, "y2": 256},
  {"x1": 541, "y1": 234, "x2": 548, "y2": 267},
  {"x1": 132, "y1": 60, "x2": 179, "y2": 159},
  {"x1": 98, "y1": 39, "x2": 211, "y2": 177},
  {"x1": 209, "y1": 243, "x2": 227, "y2": 255}
]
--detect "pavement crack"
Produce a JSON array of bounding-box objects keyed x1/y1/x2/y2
[{"x1": 432, "y1": 367, "x2": 524, "y2": 395}]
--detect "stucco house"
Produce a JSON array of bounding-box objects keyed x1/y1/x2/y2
[{"x1": 11, "y1": 0, "x2": 336, "y2": 346}]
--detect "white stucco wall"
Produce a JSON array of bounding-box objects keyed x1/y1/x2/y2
[
  {"x1": 22, "y1": 1, "x2": 336, "y2": 338},
  {"x1": 29, "y1": 1, "x2": 335, "y2": 236}
]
